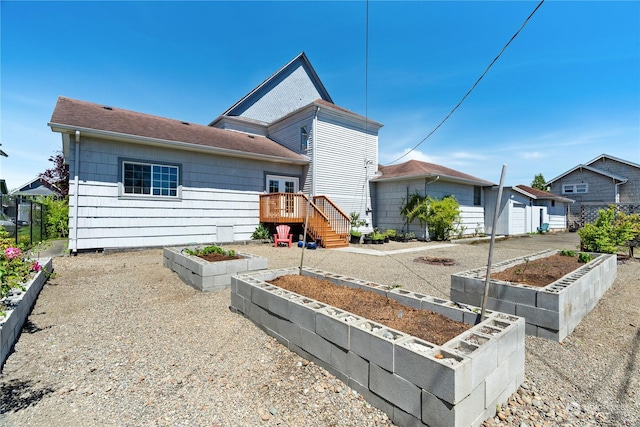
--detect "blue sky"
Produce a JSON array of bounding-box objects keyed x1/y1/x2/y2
[{"x1": 1, "y1": 1, "x2": 639, "y2": 189}]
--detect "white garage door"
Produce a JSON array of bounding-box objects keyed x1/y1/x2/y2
[{"x1": 511, "y1": 202, "x2": 526, "y2": 235}]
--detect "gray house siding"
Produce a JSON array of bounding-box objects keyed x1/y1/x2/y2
[
  {"x1": 548, "y1": 169, "x2": 617, "y2": 214},
  {"x1": 68, "y1": 136, "x2": 303, "y2": 251},
  {"x1": 373, "y1": 178, "x2": 485, "y2": 238},
  {"x1": 231, "y1": 64, "x2": 325, "y2": 124},
  {"x1": 588, "y1": 157, "x2": 640, "y2": 202}
]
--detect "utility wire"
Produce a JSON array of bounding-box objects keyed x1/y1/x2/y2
[{"x1": 387, "y1": 0, "x2": 545, "y2": 165}]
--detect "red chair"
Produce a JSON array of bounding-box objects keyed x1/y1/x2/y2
[{"x1": 273, "y1": 224, "x2": 293, "y2": 248}]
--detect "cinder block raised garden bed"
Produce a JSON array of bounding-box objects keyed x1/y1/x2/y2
[
  {"x1": 1, "y1": 258, "x2": 53, "y2": 370},
  {"x1": 163, "y1": 247, "x2": 267, "y2": 292},
  {"x1": 230, "y1": 267, "x2": 525, "y2": 427},
  {"x1": 450, "y1": 249, "x2": 617, "y2": 341}
]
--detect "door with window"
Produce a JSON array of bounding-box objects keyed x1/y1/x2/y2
[{"x1": 266, "y1": 175, "x2": 299, "y2": 217}]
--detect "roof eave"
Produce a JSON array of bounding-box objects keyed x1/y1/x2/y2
[
  {"x1": 372, "y1": 172, "x2": 494, "y2": 186},
  {"x1": 48, "y1": 123, "x2": 309, "y2": 166}
]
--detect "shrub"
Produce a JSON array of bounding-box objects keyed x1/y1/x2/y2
[
  {"x1": 251, "y1": 223, "x2": 271, "y2": 241},
  {"x1": 184, "y1": 245, "x2": 236, "y2": 257},
  {"x1": 399, "y1": 193, "x2": 461, "y2": 241},
  {"x1": 0, "y1": 229, "x2": 42, "y2": 317},
  {"x1": 38, "y1": 195, "x2": 69, "y2": 238},
  {"x1": 559, "y1": 250, "x2": 576, "y2": 257},
  {"x1": 577, "y1": 206, "x2": 634, "y2": 253},
  {"x1": 578, "y1": 252, "x2": 594, "y2": 263}
]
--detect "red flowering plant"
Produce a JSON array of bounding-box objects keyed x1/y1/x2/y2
[{"x1": 0, "y1": 230, "x2": 43, "y2": 317}]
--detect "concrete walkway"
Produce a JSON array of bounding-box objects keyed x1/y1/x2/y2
[
  {"x1": 29, "y1": 238, "x2": 67, "y2": 259},
  {"x1": 334, "y1": 242, "x2": 457, "y2": 256}
]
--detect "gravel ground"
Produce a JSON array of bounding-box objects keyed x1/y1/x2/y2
[{"x1": 0, "y1": 233, "x2": 638, "y2": 426}]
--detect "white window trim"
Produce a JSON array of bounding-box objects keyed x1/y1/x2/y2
[
  {"x1": 266, "y1": 174, "x2": 299, "y2": 193},
  {"x1": 562, "y1": 183, "x2": 588, "y2": 194},
  {"x1": 120, "y1": 160, "x2": 182, "y2": 199}
]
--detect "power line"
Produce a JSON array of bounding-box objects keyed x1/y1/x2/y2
[{"x1": 387, "y1": 0, "x2": 545, "y2": 165}]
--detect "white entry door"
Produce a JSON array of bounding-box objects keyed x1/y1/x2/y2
[{"x1": 266, "y1": 175, "x2": 298, "y2": 193}]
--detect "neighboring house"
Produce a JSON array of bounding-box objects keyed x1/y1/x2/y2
[
  {"x1": 10, "y1": 177, "x2": 60, "y2": 225},
  {"x1": 11, "y1": 177, "x2": 60, "y2": 198},
  {"x1": 484, "y1": 185, "x2": 573, "y2": 236},
  {"x1": 546, "y1": 154, "x2": 640, "y2": 217},
  {"x1": 371, "y1": 160, "x2": 495, "y2": 239},
  {"x1": 49, "y1": 53, "x2": 382, "y2": 252}
]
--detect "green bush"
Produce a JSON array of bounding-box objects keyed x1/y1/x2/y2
[
  {"x1": 578, "y1": 252, "x2": 594, "y2": 263},
  {"x1": 577, "y1": 206, "x2": 634, "y2": 253},
  {"x1": 38, "y1": 195, "x2": 69, "y2": 238},
  {"x1": 185, "y1": 245, "x2": 236, "y2": 257},
  {"x1": 251, "y1": 223, "x2": 271, "y2": 240},
  {"x1": 559, "y1": 249, "x2": 576, "y2": 257},
  {"x1": 399, "y1": 193, "x2": 461, "y2": 241}
]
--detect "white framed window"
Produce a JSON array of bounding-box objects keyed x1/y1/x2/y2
[
  {"x1": 562, "y1": 183, "x2": 588, "y2": 194},
  {"x1": 300, "y1": 126, "x2": 309, "y2": 151},
  {"x1": 122, "y1": 161, "x2": 180, "y2": 197},
  {"x1": 266, "y1": 175, "x2": 298, "y2": 193}
]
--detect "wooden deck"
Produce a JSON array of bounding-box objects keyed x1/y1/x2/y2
[{"x1": 259, "y1": 193, "x2": 350, "y2": 248}]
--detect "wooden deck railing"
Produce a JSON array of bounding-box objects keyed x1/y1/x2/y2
[
  {"x1": 259, "y1": 193, "x2": 350, "y2": 247},
  {"x1": 312, "y1": 195, "x2": 350, "y2": 237}
]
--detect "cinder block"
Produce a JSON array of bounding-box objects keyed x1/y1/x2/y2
[
  {"x1": 370, "y1": 363, "x2": 422, "y2": 419},
  {"x1": 494, "y1": 283, "x2": 537, "y2": 306},
  {"x1": 347, "y1": 379, "x2": 395, "y2": 419},
  {"x1": 350, "y1": 321, "x2": 402, "y2": 372},
  {"x1": 289, "y1": 298, "x2": 324, "y2": 332},
  {"x1": 316, "y1": 308, "x2": 352, "y2": 350},
  {"x1": 396, "y1": 337, "x2": 471, "y2": 405},
  {"x1": 421, "y1": 382, "x2": 485, "y2": 427},
  {"x1": 251, "y1": 284, "x2": 277, "y2": 311},
  {"x1": 346, "y1": 351, "x2": 369, "y2": 388},
  {"x1": 515, "y1": 304, "x2": 559, "y2": 330},
  {"x1": 299, "y1": 327, "x2": 332, "y2": 364},
  {"x1": 486, "y1": 298, "x2": 516, "y2": 315},
  {"x1": 230, "y1": 292, "x2": 245, "y2": 313},
  {"x1": 393, "y1": 406, "x2": 425, "y2": 427},
  {"x1": 388, "y1": 288, "x2": 425, "y2": 309}
]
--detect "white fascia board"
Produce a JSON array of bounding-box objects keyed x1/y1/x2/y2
[{"x1": 48, "y1": 123, "x2": 309, "y2": 166}]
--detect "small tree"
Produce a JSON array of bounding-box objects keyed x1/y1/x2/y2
[
  {"x1": 577, "y1": 206, "x2": 634, "y2": 253},
  {"x1": 39, "y1": 151, "x2": 69, "y2": 197},
  {"x1": 399, "y1": 192, "x2": 461, "y2": 241},
  {"x1": 424, "y1": 196, "x2": 461, "y2": 241},
  {"x1": 530, "y1": 173, "x2": 547, "y2": 191}
]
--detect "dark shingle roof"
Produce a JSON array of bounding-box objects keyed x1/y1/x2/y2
[
  {"x1": 514, "y1": 185, "x2": 574, "y2": 202},
  {"x1": 49, "y1": 97, "x2": 307, "y2": 162},
  {"x1": 375, "y1": 159, "x2": 494, "y2": 186}
]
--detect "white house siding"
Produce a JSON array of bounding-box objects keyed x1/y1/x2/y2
[
  {"x1": 373, "y1": 178, "x2": 485, "y2": 238},
  {"x1": 313, "y1": 110, "x2": 379, "y2": 224},
  {"x1": 68, "y1": 136, "x2": 303, "y2": 251}
]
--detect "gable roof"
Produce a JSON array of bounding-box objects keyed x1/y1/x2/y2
[
  {"x1": 11, "y1": 177, "x2": 60, "y2": 197},
  {"x1": 546, "y1": 163, "x2": 628, "y2": 185},
  {"x1": 513, "y1": 185, "x2": 574, "y2": 203},
  {"x1": 49, "y1": 97, "x2": 307, "y2": 164},
  {"x1": 210, "y1": 52, "x2": 333, "y2": 126},
  {"x1": 373, "y1": 159, "x2": 495, "y2": 186},
  {"x1": 586, "y1": 153, "x2": 640, "y2": 169}
]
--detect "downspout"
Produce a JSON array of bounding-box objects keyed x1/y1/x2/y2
[
  {"x1": 423, "y1": 176, "x2": 440, "y2": 240},
  {"x1": 615, "y1": 179, "x2": 627, "y2": 204},
  {"x1": 72, "y1": 130, "x2": 81, "y2": 254},
  {"x1": 311, "y1": 106, "x2": 319, "y2": 197}
]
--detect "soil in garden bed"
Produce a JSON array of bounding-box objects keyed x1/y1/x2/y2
[
  {"x1": 196, "y1": 253, "x2": 242, "y2": 262},
  {"x1": 268, "y1": 275, "x2": 471, "y2": 346},
  {"x1": 490, "y1": 253, "x2": 586, "y2": 287}
]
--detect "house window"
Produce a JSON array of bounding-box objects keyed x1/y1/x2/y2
[
  {"x1": 473, "y1": 186, "x2": 482, "y2": 206},
  {"x1": 562, "y1": 183, "x2": 588, "y2": 194},
  {"x1": 300, "y1": 126, "x2": 308, "y2": 151},
  {"x1": 123, "y1": 161, "x2": 179, "y2": 197},
  {"x1": 266, "y1": 175, "x2": 298, "y2": 193}
]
